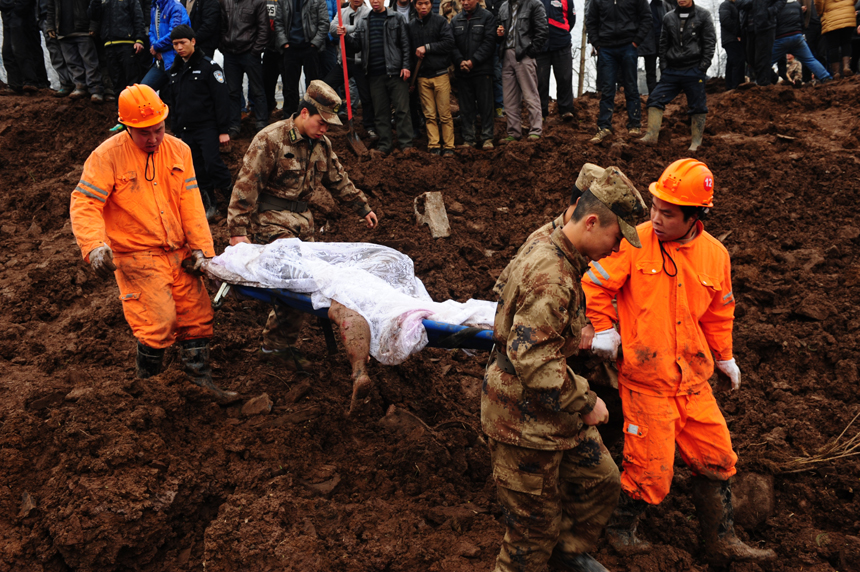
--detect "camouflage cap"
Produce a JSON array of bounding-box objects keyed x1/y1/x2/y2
[
  {"x1": 589, "y1": 166, "x2": 647, "y2": 248},
  {"x1": 303, "y1": 80, "x2": 343, "y2": 126},
  {"x1": 574, "y1": 163, "x2": 606, "y2": 193}
]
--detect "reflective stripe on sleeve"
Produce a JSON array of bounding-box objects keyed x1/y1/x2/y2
[
  {"x1": 586, "y1": 269, "x2": 603, "y2": 286},
  {"x1": 187, "y1": 184, "x2": 199, "y2": 189},
  {"x1": 74, "y1": 186, "x2": 106, "y2": 203},
  {"x1": 592, "y1": 261, "x2": 610, "y2": 280},
  {"x1": 78, "y1": 180, "x2": 109, "y2": 197}
]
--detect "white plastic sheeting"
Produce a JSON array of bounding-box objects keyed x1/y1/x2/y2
[{"x1": 206, "y1": 239, "x2": 497, "y2": 365}]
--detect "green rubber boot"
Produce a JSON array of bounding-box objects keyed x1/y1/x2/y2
[{"x1": 639, "y1": 107, "x2": 663, "y2": 145}]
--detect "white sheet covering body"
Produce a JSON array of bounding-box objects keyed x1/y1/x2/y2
[{"x1": 207, "y1": 239, "x2": 497, "y2": 365}]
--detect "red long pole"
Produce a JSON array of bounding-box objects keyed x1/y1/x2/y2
[{"x1": 336, "y1": 5, "x2": 353, "y2": 121}]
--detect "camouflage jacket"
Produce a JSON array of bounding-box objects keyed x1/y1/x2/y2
[
  {"x1": 482, "y1": 226, "x2": 598, "y2": 450},
  {"x1": 227, "y1": 117, "x2": 372, "y2": 238},
  {"x1": 494, "y1": 213, "x2": 565, "y2": 297}
]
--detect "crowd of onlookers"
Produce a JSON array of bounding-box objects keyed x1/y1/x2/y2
[{"x1": 1, "y1": 0, "x2": 859, "y2": 152}]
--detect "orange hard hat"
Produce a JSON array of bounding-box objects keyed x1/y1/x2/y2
[
  {"x1": 118, "y1": 84, "x2": 169, "y2": 128},
  {"x1": 648, "y1": 158, "x2": 714, "y2": 207}
]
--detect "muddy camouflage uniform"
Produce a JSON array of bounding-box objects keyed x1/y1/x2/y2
[
  {"x1": 227, "y1": 108, "x2": 372, "y2": 349},
  {"x1": 483, "y1": 227, "x2": 619, "y2": 572}
]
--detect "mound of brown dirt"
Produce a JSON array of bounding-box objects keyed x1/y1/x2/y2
[{"x1": 1, "y1": 78, "x2": 859, "y2": 572}]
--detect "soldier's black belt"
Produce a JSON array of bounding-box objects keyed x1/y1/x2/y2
[
  {"x1": 494, "y1": 347, "x2": 517, "y2": 375},
  {"x1": 258, "y1": 193, "x2": 309, "y2": 213}
]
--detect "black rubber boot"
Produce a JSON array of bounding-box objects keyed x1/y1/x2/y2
[
  {"x1": 690, "y1": 477, "x2": 777, "y2": 565},
  {"x1": 136, "y1": 343, "x2": 165, "y2": 379},
  {"x1": 548, "y1": 551, "x2": 609, "y2": 572},
  {"x1": 605, "y1": 491, "x2": 652, "y2": 555},
  {"x1": 180, "y1": 339, "x2": 241, "y2": 404}
]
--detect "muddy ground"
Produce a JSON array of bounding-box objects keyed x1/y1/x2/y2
[{"x1": 1, "y1": 77, "x2": 859, "y2": 572}]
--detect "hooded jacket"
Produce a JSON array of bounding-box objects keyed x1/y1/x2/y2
[
  {"x1": 273, "y1": 0, "x2": 329, "y2": 50},
  {"x1": 87, "y1": 0, "x2": 146, "y2": 45},
  {"x1": 496, "y1": 0, "x2": 548, "y2": 60},
  {"x1": 585, "y1": 0, "x2": 652, "y2": 48},
  {"x1": 150, "y1": 0, "x2": 190, "y2": 68},
  {"x1": 659, "y1": 3, "x2": 716, "y2": 72},
  {"x1": 346, "y1": 7, "x2": 411, "y2": 75}
]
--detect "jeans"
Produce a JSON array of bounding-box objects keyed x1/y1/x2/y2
[
  {"x1": 493, "y1": 50, "x2": 504, "y2": 107},
  {"x1": 282, "y1": 44, "x2": 320, "y2": 115},
  {"x1": 501, "y1": 49, "x2": 542, "y2": 137},
  {"x1": 646, "y1": 67, "x2": 708, "y2": 115},
  {"x1": 772, "y1": 34, "x2": 831, "y2": 81},
  {"x1": 141, "y1": 62, "x2": 169, "y2": 91},
  {"x1": 537, "y1": 45, "x2": 574, "y2": 117},
  {"x1": 457, "y1": 73, "x2": 494, "y2": 144},
  {"x1": 368, "y1": 73, "x2": 414, "y2": 153},
  {"x1": 223, "y1": 50, "x2": 269, "y2": 132},
  {"x1": 59, "y1": 35, "x2": 104, "y2": 94},
  {"x1": 596, "y1": 43, "x2": 640, "y2": 130},
  {"x1": 724, "y1": 41, "x2": 745, "y2": 89},
  {"x1": 323, "y1": 58, "x2": 375, "y2": 131},
  {"x1": 417, "y1": 74, "x2": 455, "y2": 150}
]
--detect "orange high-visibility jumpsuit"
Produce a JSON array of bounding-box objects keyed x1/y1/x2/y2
[
  {"x1": 70, "y1": 132, "x2": 216, "y2": 349},
  {"x1": 582, "y1": 220, "x2": 738, "y2": 505}
]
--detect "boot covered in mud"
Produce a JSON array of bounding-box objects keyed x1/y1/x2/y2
[
  {"x1": 831, "y1": 62, "x2": 842, "y2": 79},
  {"x1": 180, "y1": 339, "x2": 241, "y2": 404},
  {"x1": 688, "y1": 113, "x2": 707, "y2": 152},
  {"x1": 690, "y1": 476, "x2": 776, "y2": 565},
  {"x1": 605, "y1": 491, "x2": 652, "y2": 555},
  {"x1": 639, "y1": 107, "x2": 663, "y2": 145},
  {"x1": 842, "y1": 56, "x2": 853, "y2": 78},
  {"x1": 136, "y1": 342, "x2": 165, "y2": 379}
]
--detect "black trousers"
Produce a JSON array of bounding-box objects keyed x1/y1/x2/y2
[
  {"x1": 724, "y1": 41, "x2": 744, "y2": 90},
  {"x1": 262, "y1": 48, "x2": 282, "y2": 116},
  {"x1": 282, "y1": 44, "x2": 320, "y2": 116},
  {"x1": 752, "y1": 28, "x2": 777, "y2": 85},
  {"x1": 536, "y1": 46, "x2": 574, "y2": 117},
  {"x1": 368, "y1": 73, "x2": 414, "y2": 153},
  {"x1": 457, "y1": 73, "x2": 494, "y2": 144},
  {"x1": 105, "y1": 43, "x2": 140, "y2": 89},
  {"x1": 1, "y1": 12, "x2": 46, "y2": 89},
  {"x1": 322, "y1": 58, "x2": 376, "y2": 131},
  {"x1": 178, "y1": 125, "x2": 233, "y2": 207}
]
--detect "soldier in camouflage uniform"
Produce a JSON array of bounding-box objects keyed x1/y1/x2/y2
[
  {"x1": 483, "y1": 166, "x2": 646, "y2": 572},
  {"x1": 227, "y1": 80, "x2": 379, "y2": 411}
]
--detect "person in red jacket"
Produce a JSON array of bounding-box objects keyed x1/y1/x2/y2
[
  {"x1": 581, "y1": 159, "x2": 775, "y2": 564},
  {"x1": 70, "y1": 84, "x2": 239, "y2": 404}
]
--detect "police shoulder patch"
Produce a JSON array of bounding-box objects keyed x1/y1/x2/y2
[{"x1": 214, "y1": 70, "x2": 225, "y2": 83}]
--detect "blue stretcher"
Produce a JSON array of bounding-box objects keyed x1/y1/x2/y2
[{"x1": 218, "y1": 283, "x2": 495, "y2": 352}]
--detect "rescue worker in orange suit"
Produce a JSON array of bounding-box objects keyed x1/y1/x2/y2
[
  {"x1": 70, "y1": 84, "x2": 240, "y2": 404},
  {"x1": 581, "y1": 158, "x2": 776, "y2": 565}
]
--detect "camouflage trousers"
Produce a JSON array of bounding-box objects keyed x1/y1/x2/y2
[
  {"x1": 489, "y1": 427, "x2": 620, "y2": 572},
  {"x1": 257, "y1": 211, "x2": 314, "y2": 350}
]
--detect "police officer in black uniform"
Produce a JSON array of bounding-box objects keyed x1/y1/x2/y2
[{"x1": 163, "y1": 24, "x2": 233, "y2": 220}]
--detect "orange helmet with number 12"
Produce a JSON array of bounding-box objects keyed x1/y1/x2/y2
[{"x1": 649, "y1": 158, "x2": 714, "y2": 207}]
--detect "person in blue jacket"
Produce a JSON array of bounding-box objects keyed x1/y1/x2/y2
[{"x1": 142, "y1": 0, "x2": 191, "y2": 90}]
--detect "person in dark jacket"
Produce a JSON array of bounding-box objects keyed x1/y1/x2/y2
[
  {"x1": 409, "y1": 0, "x2": 455, "y2": 155},
  {"x1": 220, "y1": 0, "x2": 269, "y2": 134},
  {"x1": 536, "y1": 0, "x2": 575, "y2": 118},
  {"x1": 638, "y1": 0, "x2": 665, "y2": 93},
  {"x1": 184, "y1": 0, "x2": 219, "y2": 57},
  {"x1": 39, "y1": 0, "x2": 75, "y2": 95},
  {"x1": 47, "y1": 0, "x2": 107, "y2": 100},
  {"x1": 274, "y1": 0, "x2": 329, "y2": 115},
  {"x1": 801, "y1": 0, "x2": 826, "y2": 80},
  {"x1": 639, "y1": 0, "x2": 715, "y2": 151},
  {"x1": 772, "y1": 0, "x2": 832, "y2": 80},
  {"x1": 1, "y1": 0, "x2": 48, "y2": 94},
  {"x1": 88, "y1": 0, "x2": 146, "y2": 89},
  {"x1": 496, "y1": 0, "x2": 548, "y2": 143},
  {"x1": 585, "y1": 0, "x2": 651, "y2": 143},
  {"x1": 451, "y1": 0, "x2": 496, "y2": 148},
  {"x1": 341, "y1": 0, "x2": 414, "y2": 154},
  {"x1": 719, "y1": 0, "x2": 744, "y2": 88},
  {"x1": 261, "y1": 0, "x2": 281, "y2": 119},
  {"x1": 736, "y1": 0, "x2": 785, "y2": 85},
  {"x1": 164, "y1": 24, "x2": 232, "y2": 219}
]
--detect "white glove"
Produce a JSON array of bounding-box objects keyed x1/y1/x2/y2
[
  {"x1": 190, "y1": 249, "x2": 207, "y2": 272},
  {"x1": 716, "y1": 358, "x2": 741, "y2": 390},
  {"x1": 89, "y1": 245, "x2": 116, "y2": 279},
  {"x1": 591, "y1": 328, "x2": 621, "y2": 360}
]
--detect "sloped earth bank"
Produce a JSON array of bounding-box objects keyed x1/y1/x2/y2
[{"x1": 1, "y1": 77, "x2": 859, "y2": 572}]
